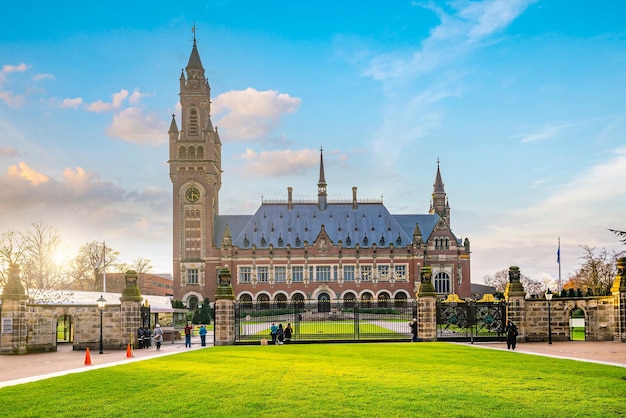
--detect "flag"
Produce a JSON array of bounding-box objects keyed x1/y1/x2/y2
[{"x1": 557, "y1": 244, "x2": 560, "y2": 264}]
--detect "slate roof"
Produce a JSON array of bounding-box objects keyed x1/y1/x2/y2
[{"x1": 214, "y1": 202, "x2": 442, "y2": 249}]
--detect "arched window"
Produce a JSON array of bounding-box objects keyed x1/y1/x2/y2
[
  {"x1": 343, "y1": 292, "x2": 356, "y2": 309},
  {"x1": 187, "y1": 295, "x2": 198, "y2": 310},
  {"x1": 197, "y1": 146, "x2": 204, "y2": 158},
  {"x1": 434, "y1": 272, "x2": 450, "y2": 294},
  {"x1": 257, "y1": 294, "x2": 270, "y2": 309},
  {"x1": 394, "y1": 292, "x2": 408, "y2": 308},
  {"x1": 275, "y1": 293, "x2": 287, "y2": 308},
  {"x1": 378, "y1": 292, "x2": 390, "y2": 308},
  {"x1": 188, "y1": 146, "x2": 196, "y2": 159},
  {"x1": 318, "y1": 292, "x2": 331, "y2": 313},
  {"x1": 189, "y1": 109, "x2": 199, "y2": 135},
  {"x1": 361, "y1": 292, "x2": 373, "y2": 308},
  {"x1": 179, "y1": 146, "x2": 187, "y2": 159}
]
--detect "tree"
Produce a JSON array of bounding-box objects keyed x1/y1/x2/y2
[
  {"x1": 571, "y1": 245, "x2": 617, "y2": 296},
  {"x1": 0, "y1": 230, "x2": 27, "y2": 287},
  {"x1": 609, "y1": 229, "x2": 626, "y2": 245},
  {"x1": 20, "y1": 221, "x2": 66, "y2": 290},
  {"x1": 481, "y1": 268, "x2": 543, "y2": 296},
  {"x1": 67, "y1": 241, "x2": 119, "y2": 292},
  {"x1": 131, "y1": 257, "x2": 153, "y2": 288}
]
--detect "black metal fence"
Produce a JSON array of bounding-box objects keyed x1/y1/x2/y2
[
  {"x1": 235, "y1": 299, "x2": 417, "y2": 344},
  {"x1": 436, "y1": 300, "x2": 507, "y2": 342}
]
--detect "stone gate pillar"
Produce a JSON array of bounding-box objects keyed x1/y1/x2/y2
[
  {"x1": 0, "y1": 264, "x2": 28, "y2": 354},
  {"x1": 214, "y1": 268, "x2": 235, "y2": 346},
  {"x1": 504, "y1": 266, "x2": 527, "y2": 341},
  {"x1": 415, "y1": 266, "x2": 437, "y2": 342},
  {"x1": 119, "y1": 270, "x2": 142, "y2": 349},
  {"x1": 610, "y1": 257, "x2": 626, "y2": 342}
]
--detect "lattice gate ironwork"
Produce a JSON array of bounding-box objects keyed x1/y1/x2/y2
[
  {"x1": 235, "y1": 299, "x2": 417, "y2": 344},
  {"x1": 436, "y1": 298, "x2": 506, "y2": 342}
]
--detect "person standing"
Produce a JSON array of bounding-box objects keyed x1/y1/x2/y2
[
  {"x1": 276, "y1": 323, "x2": 284, "y2": 345},
  {"x1": 184, "y1": 321, "x2": 193, "y2": 348},
  {"x1": 143, "y1": 326, "x2": 151, "y2": 348},
  {"x1": 153, "y1": 324, "x2": 164, "y2": 350},
  {"x1": 137, "y1": 326, "x2": 145, "y2": 349},
  {"x1": 409, "y1": 318, "x2": 418, "y2": 342},
  {"x1": 284, "y1": 323, "x2": 293, "y2": 343},
  {"x1": 270, "y1": 323, "x2": 278, "y2": 345},
  {"x1": 505, "y1": 320, "x2": 518, "y2": 350},
  {"x1": 199, "y1": 325, "x2": 207, "y2": 347}
]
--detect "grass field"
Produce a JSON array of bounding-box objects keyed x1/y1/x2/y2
[{"x1": 1, "y1": 343, "x2": 625, "y2": 417}]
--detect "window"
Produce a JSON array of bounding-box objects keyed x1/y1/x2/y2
[
  {"x1": 258, "y1": 267, "x2": 269, "y2": 283},
  {"x1": 361, "y1": 265, "x2": 372, "y2": 281},
  {"x1": 275, "y1": 266, "x2": 286, "y2": 283},
  {"x1": 377, "y1": 265, "x2": 389, "y2": 281},
  {"x1": 434, "y1": 272, "x2": 450, "y2": 294},
  {"x1": 316, "y1": 266, "x2": 331, "y2": 282},
  {"x1": 344, "y1": 266, "x2": 355, "y2": 282},
  {"x1": 292, "y1": 266, "x2": 303, "y2": 283},
  {"x1": 239, "y1": 266, "x2": 251, "y2": 283},
  {"x1": 394, "y1": 265, "x2": 407, "y2": 281},
  {"x1": 189, "y1": 109, "x2": 199, "y2": 135},
  {"x1": 187, "y1": 269, "x2": 199, "y2": 285}
]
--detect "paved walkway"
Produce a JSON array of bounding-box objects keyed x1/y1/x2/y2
[
  {"x1": 464, "y1": 340, "x2": 626, "y2": 368},
  {"x1": 1, "y1": 340, "x2": 624, "y2": 388},
  {"x1": 0, "y1": 336, "x2": 210, "y2": 388}
]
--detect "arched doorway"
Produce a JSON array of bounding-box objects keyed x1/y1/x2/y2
[
  {"x1": 570, "y1": 308, "x2": 586, "y2": 340},
  {"x1": 56, "y1": 315, "x2": 73, "y2": 343},
  {"x1": 187, "y1": 295, "x2": 199, "y2": 311},
  {"x1": 318, "y1": 292, "x2": 331, "y2": 313}
]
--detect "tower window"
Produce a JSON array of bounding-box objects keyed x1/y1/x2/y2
[{"x1": 189, "y1": 109, "x2": 199, "y2": 136}]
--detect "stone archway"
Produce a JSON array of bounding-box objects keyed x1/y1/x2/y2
[{"x1": 569, "y1": 307, "x2": 586, "y2": 341}]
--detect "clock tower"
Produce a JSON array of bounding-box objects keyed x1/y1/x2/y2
[{"x1": 168, "y1": 33, "x2": 222, "y2": 305}]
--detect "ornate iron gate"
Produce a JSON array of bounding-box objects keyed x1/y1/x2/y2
[
  {"x1": 436, "y1": 296, "x2": 506, "y2": 342},
  {"x1": 235, "y1": 299, "x2": 417, "y2": 344}
]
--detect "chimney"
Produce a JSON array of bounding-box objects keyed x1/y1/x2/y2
[
  {"x1": 288, "y1": 187, "x2": 293, "y2": 210},
  {"x1": 352, "y1": 187, "x2": 357, "y2": 210}
]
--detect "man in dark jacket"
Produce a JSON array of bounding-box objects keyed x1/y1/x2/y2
[{"x1": 505, "y1": 320, "x2": 518, "y2": 350}]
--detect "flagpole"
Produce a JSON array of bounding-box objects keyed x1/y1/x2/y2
[
  {"x1": 103, "y1": 240, "x2": 107, "y2": 293},
  {"x1": 557, "y1": 237, "x2": 561, "y2": 291}
]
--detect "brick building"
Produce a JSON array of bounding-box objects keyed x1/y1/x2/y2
[{"x1": 169, "y1": 37, "x2": 471, "y2": 309}]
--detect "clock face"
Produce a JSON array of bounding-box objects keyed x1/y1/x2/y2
[{"x1": 185, "y1": 187, "x2": 200, "y2": 203}]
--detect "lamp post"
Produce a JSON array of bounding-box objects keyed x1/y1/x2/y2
[
  {"x1": 545, "y1": 291, "x2": 553, "y2": 345},
  {"x1": 97, "y1": 295, "x2": 106, "y2": 354}
]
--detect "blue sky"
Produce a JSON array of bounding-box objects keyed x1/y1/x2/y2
[{"x1": 1, "y1": 0, "x2": 625, "y2": 286}]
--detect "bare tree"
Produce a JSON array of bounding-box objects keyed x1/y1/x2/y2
[
  {"x1": 67, "y1": 241, "x2": 119, "y2": 292},
  {"x1": 574, "y1": 245, "x2": 617, "y2": 295},
  {"x1": 20, "y1": 221, "x2": 66, "y2": 290},
  {"x1": 130, "y1": 257, "x2": 153, "y2": 288},
  {"x1": 0, "y1": 230, "x2": 27, "y2": 287},
  {"x1": 482, "y1": 268, "x2": 543, "y2": 296},
  {"x1": 609, "y1": 229, "x2": 626, "y2": 245}
]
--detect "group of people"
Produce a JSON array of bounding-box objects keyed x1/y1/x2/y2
[
  {"x1": 137, "y1": 324, "x2": 165, "y2": 350},
  {"x1": 137, "y1": 326, "x2": 152, "y2": 349},
  {"x1": 183, "y1": 322, "x2": 209, "y2": 347},
  {"x1": 269, "y1": 322, "x2": 293, "y2": 345}
]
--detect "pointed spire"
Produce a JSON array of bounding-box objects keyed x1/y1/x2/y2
[
  {"x1": 317, "y1": 146, "x2": 327, "y2": 211},
  {"x1": 318, "y1": 146, "x2": 327, "y2": 187},
  {"x1": 222, "y1": 224, "x2": 233, "y2": 247},
  {"x1": 168, "y1": 114, "x2": 179, "y2": 134},
  {"x1": 433, "y1": 158, "x2": 445, "y2": 194},
  {"x1": 186, "y1": 24, "x2": 205, "y2": 74}
]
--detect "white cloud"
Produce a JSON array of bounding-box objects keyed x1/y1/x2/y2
[
  {"x1": 2, "y1": 63, "x2": 30, "y2": 74},
  {"x1": 58, "y1": 97, "x2": 84, "y2": 109},
  {"x1": 105, "y1": 107, "x2": 169, "y2": 145},
  {"x1": 238, "y1": 148, "x2": 318, "y2": 176},
  {"x1": 212, "y1": 88, "x2": 301, "y2": 141},
  {"x1": 86, "y1": 89, "x2": 130, "y2": 113},
  {"x1": 0, "y1": 147, "x2": 19, "y2": 158},
  {"x1": 6, "y1": 161, "x2": 50, "y2": 185},
  {"x1": 33, "y1": 73, "x2": 55, "y2": 81}
]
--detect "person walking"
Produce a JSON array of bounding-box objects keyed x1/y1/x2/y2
[
  {"x1": 199, "y1": 325, "x2": 207, "y2": 347},
  {"x1": 270, "y1": 323, "x2": 278, "y2": 345},
  {"x1": 505, "y1": 320, "x2": 518, "y2": 350},
  {"x1": 143, "y1": 326, "x2": 151, "y2": 348},
  {"x1": 153, "y1": 324, "x2": 164, "y2": 350},
  {"x1": 284, "y1": 323, "x2": 293, "y2": 343},
  {"x1": 409, "y1": 318, "x2": 418, "y2": 342},
  {"x1": 184, "y1": 321, "x2": 193, "y2": 348}
]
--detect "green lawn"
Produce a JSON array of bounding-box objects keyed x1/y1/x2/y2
[{"x1": 1, "y1": 343, "x2": 625, "y2": 417}]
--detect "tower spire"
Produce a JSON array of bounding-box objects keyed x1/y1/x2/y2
[
  {"x1": 317, "y1": 146, "x2": 327, "y2": 210},
  {"x1": 430, "y1": 159, "x2": 450, "y2": 224}
]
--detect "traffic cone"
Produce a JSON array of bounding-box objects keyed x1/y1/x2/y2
[
  {"x1": 126, "y1": 343, "x2": 132, "y2": 358},
  {"x1": 84, "y1": 347, "x2": 92, "y2": 365}
]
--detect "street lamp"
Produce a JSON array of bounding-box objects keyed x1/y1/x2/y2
[
  {"x1": 545, "y1": 291, "x2": 553, "y2": 345},
  {"x1": 97, "y1": 295, "x2": 106, "y2": 354}
]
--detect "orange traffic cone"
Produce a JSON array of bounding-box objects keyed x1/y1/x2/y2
[
  {"x1": 84, "y1": 347, "x2": 92, "y2": 365},
  {"x1": 126, "y1": 343, "x2": 132, "y2": 358}
]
